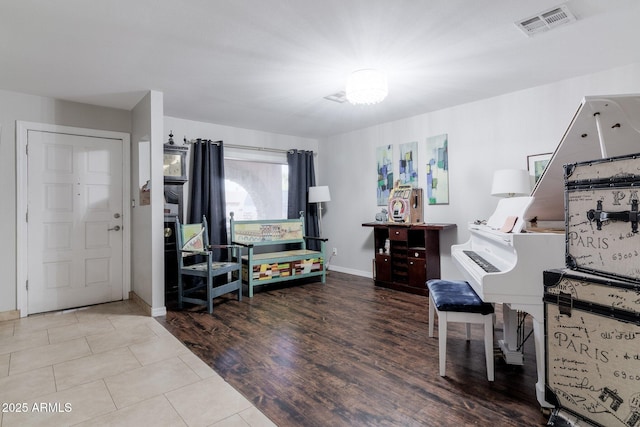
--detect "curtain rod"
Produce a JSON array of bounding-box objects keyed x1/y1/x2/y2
[
  {"x1": 183, "y1": 138, "x2": 307, "y2": 155},
  {"x1": 226, "y1": 143, "x2": 293, "y2": 154}
]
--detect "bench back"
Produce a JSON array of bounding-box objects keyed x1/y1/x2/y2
[{"x1": 230, "y1": 212, "x2": 306, "y2": 248}]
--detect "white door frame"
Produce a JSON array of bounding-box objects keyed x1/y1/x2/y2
[{"x1": 16, "y1": 121, "x2": 131, "y2": 317}]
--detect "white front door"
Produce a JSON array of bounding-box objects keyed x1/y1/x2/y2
[{"x1": 26, "y1": 129, "x2": 125, "y2": 314}]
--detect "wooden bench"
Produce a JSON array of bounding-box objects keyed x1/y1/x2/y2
[{"x1": 230, "y1": 212, "x2": 327, "y2": 297}]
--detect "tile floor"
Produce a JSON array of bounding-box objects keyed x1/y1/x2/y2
[{"x1": 0, "y1": 301, "x2": 276, "y2": 427}]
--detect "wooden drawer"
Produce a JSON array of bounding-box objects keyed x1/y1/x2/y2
[{"x1": 388, "y1": 227, "x2": 408, "y2": 241}]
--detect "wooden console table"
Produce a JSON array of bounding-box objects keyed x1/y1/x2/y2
[{"x1": 362, "y1": 222, "x2": 456, "y2": 296}]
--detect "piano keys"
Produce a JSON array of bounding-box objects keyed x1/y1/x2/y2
[{"x1": 461, "y1": 250, "x2": 500, "y2": 273}]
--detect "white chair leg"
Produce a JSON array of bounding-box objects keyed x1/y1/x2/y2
[
  {"x1": 465, "y1": 323, "x2": 471, "y2": 341},
  {"x1": 428, "y1": 296, "x2": 435, "y2": 337},
  {"x1": 438, "y1": 311, "x2": 447, "y2": 377},
  {"x1": 484, "y1": 315, "x2": 494, "y2": 381}
]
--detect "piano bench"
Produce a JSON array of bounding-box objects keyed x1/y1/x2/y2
[{"x1": 426, "y1": 279, "x2": 495, "y2": 381}]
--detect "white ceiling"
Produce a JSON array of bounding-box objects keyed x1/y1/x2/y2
[{"x1": 1, "y1": 0, "x2": 640, "y2": 138}]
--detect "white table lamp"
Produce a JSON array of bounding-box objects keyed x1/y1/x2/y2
[
  {"x1": 491, "y1": 169, "x2": 531, "y2": 197},
  {"x1": 308, "y1": 186, "x2": 331, "y2": 236}
]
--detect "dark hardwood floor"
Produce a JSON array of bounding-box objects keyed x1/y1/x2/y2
[{"x1": 157, "y1": 272, "x2": 549, "y2": 427}]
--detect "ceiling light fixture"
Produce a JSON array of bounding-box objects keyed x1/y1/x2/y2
[{"x1": 345, "y1": 69, "x2": 388, "y2": 105}]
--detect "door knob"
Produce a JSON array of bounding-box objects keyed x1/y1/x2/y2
[{"x1": 108, "y1": 225, "x2": 121, "y2": 231}]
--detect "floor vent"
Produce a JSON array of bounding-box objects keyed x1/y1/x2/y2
[{"x1": 515, "y1": 4, "x2": 576, "y2": 37}]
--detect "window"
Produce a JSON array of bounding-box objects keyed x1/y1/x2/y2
[{"x1": 224, "y1": 158, "x2": 288, "y2": 220}]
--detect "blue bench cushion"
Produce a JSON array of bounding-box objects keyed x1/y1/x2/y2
[{"x1": 426, "y1": 279, "x2": 494, "y2": 315}]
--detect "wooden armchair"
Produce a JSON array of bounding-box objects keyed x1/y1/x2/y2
[{"x1": 175, "y1": 216, "x2": 242, "y2": 313}]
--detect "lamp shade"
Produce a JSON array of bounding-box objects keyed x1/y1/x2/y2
[
  {"x1": 308, "y1": 186, "x2": 331, "y2": 203},
  {"x1": 491, "y1": 169, "x2": 531, "y2": 197},
  {"x1": 345, "y1": 69, "x2": 388, "y2": 105}
]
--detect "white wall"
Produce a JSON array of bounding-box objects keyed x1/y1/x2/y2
[
  {"x1": 164, "y1": 116, "x2": 319, "y2": 154},
  {"x1": 319, "y1": 62, "x2": 640, "y2": 280},
  {"x1": 131, "y1": 91, "x2": 166, "y2": 316},
  {"x1": 0, "y1": 89, "x2": 131, "y2": 314}
]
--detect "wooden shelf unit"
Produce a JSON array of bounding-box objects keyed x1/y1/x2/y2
[{"x1": 363, "y1": 222, "x2": 456, "y2": 296}]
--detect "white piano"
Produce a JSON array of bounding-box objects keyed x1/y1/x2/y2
[{"x1": 452, "y1": 94, "x2": 640, "y2": 408}]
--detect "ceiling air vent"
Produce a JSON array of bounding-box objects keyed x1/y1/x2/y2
[
  {"x1": 324, "y1": 91, "x2": 347, "y2": 103},
  {"x1": 516, "y1": 4, "x2": 576, "y2": 37}
]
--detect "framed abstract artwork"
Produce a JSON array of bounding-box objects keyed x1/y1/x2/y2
[
  {"x1": 527, "y1": 152, "x2": 552, "y2": 184},
  {"x1": 399, "y1": 141, "x2": 418, "y2": 185},
  {"x1": 376, "y1": 144, "x2": 393, "y2": 206},
  {"x1": 425, "y1": 134, "x2": 449, "y2": 205}
]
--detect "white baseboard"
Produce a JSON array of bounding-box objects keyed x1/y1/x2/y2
[
  {"x1": 151, "y1": 306, "x2": 167, "y2": 317},
  {"x1": 0, "y1": 309, "x2": 20, "y2": 322},
  {"x1": 128, "y1": 291, "x2": 167, "y2": 317},
  {"x1": 328, "y1": 265, "x2": 372, "y2": 279}
]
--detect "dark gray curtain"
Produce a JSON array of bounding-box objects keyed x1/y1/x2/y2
[
  {"x1": 287, "y1": 150, "x2": 319, "y2": 249},
  {"x1": 189, "y1": 139, "x2": 227, "y2": 261}
]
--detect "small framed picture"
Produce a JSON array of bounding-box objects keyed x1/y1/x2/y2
[{"x1": 527, "y1": 153, "x2": 552, "y2": 184}]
